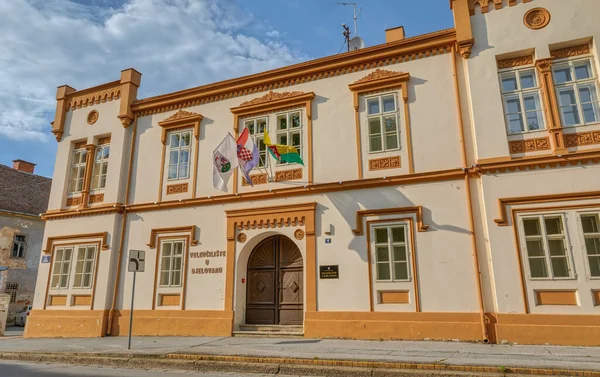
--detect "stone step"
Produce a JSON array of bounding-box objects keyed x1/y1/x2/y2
[
  {"x1": 238, "y1": 325, "x2": 303, "y2": 333},
  {"x1": 232, "y1": 330, "x2": 304, "y2": 338}
]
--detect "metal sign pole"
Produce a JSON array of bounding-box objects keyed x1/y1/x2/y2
[{"x1": 127, "y1": 270, "x2": 136, "y2": 350}]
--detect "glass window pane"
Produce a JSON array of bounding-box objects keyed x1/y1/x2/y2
[
  {"x1": 65, "y1": 249, "x2": 72, "y2": 260},
  {"x1": 526, "y1": 240, "x2": 545, "y2": 256},
  {"x1": 374, "y1": 228, "x2": 387, "y2": 243},
  {"x1": 160, "y1": 272, "x2": 169, "y2": 286},
  {"x1": 385, "y1": 135, "x2": 398, "y2": 150},
  {"x1": 551, "y1": 258, "x2": 570, "y2": 278},
  {"x1": 391, "y1": 227, "x2": 405, "y2": 243},
  {"x1": 245, "y1": 121, "x2": 254, "y2": 135},
  {"x1": 368, "y1": 118, "x2": 381, "y2": 135},
  {"x1": 60, "y1": 275, "x2": 69, "y2": 288},
  {"x1": 181, "y1": 132, "x2": 191, "y2": 147},
  {"x1": 585, "y1": 238, "x2": 600, "y2": 255},
  {"x1": 394, "y1": 262, "x2": 408, "y2": 280},
  {"x1": 367, "y1": 98, "x2": 380, "y2": 115},
  {"x1": 376, "y1": 246, "x2": 389, "y2": 262},
  {"x1": 174, "y1": 242, "x2": 183, "y2": 255},
  {"x1": 548, "y1": 239, "x2": 566, "y2": 256},
  {"x1": 172, "y1": 271, "x2": 181, "y2": 286},
  {"x1": 257, "y1": 119, "x2": 266, "y2": 133},
  {"x1": 173, "y1": 257, "x2": 182, "y2": 270},
  {"x1": 526, "y1": 111, "x2": 542, "y2": 131},
  {"x1": 588, "y1": 256, "x2": 600, "y2": 277},
  {"x1": 384, "y1": 116, "x2": 397, "y2": 132},
  {"x1": 553, "y1": 66, "x2": 572, "y2": 84},
  {"x1": 169, "y1": 133, "x2": 180, "y2": 148},
  {"x1": 382, "y1": 96, "x2": 395, "y2": 112},
  {"x1": 574, "y1": 60, "x2": 592, "y2": 80},
  {"x1": 544, "y1": 217, "x2": 563, "y2": 235},
  {"x1": 369, "y1": 136, "x2": 382, "y2": 152},
  {"x1": 505, "y1": 97, "x2": 522, "y2": 113},
  {"x1": 578, "y1": 84, "x2": 598, "y2": 103},
  {"x1": 523, "y1": 93, "x2": 541, "y2": 111},
  {"x1": 277, "y1": 134, "x2": 287, "y2": 145},
  {"x1": 178, "y1": 163, "x2": 189, "y2": 178},
  {"x1": 169, "y1": 150, "x2": 178, "y2": 165},
  {"x1": 291, "y1": 132, "x2": 301, "y2": 147},
  {"x1": 277, "y1": 115, "x2": 287, "y2": 130},
  {"x1": 162, "y1": 257, "x2": 171, "y2": 271},
  {"x1": 376, "y1": 263, "x2": 390, "y2": 280},
  {"x1": 519, "y1": 70, "x2": 536, "y2": 89},
  {"x1": 50, "y1": 275, "x2": 59, "y2": 288},
  {"x1": 508, "y1": 113, "x2": 524, "y2": 133},
  {"x1": 529, "y1": 258, "x2": 548, "y2": 278},
  {"x1": 74, "y1": 274, "x2": 82, "y2": 288},
  {"x1": 75, "y1": 260, "x2": 84, "y2": 273},
  {"x1": 393, "y1": 246, "x2": 407, "y2": 262},
  {"x1": 291, "y1": 113, "x2": 301, "y2": 128},
  {"x1": 180, "y1": 149, "x2": 189, "y2": 164},
  {"x1": 168, "y1": 165, "x2": 177, "y2": 180},
  {"x1": 162, "y1": 243, "x2": 172, "y2": 256},
  {"x1": 522, "y1": 219, "x2": 538, "y2": 235},
  {"x1": 103, "y1": 146, "x2": 110, "y2": 159},
  {"x1": 582, "y1": 215, "x2": 599, "y2": 234},
  {"x1": 83, "y1": 275, "x2": 91, "y2": 288},
  {"x1": 582, "y1": 103, "x2": 599, "y2": 123},
  {"x1": 561, "y1": 105, "x2": 581, "y2": 126},
  {"x1": 501, "y1": 73, "x2": 518, "y2": 92},
  {"x1": 95, "y1": 148, "x2": 103, "y2": 161}
]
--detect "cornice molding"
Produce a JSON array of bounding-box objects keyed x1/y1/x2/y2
[
  {"x1": 147, "y1": 225, "x2": 198, "y2": 249},
  {"x1": 239, "y1": 91, "x2": 305, "y2": 107},
  {"x1": 497, "y1": 55, "x2": 533, "y2": 70},
  {"x1": 42, "y1": 203, "x2": 123, "y2": 220},
  {"x1": 157, "y1": 109, "x2": 203, "y2": 144},
  {"x1": 468, "y1": 0, "x2": 532, "y2": 15},
  {"x1": 131, "y1": 29, "x2": 456, "y2": 117},
  {"x1": 68, "y1": 84, "x2": 121, "y2": 111},
  {"x1": 352, "y1": 206, "x2": 429, "y2": 235},
  {"x1": 351, "y1": 69, "x2": 407, "y2": 85},
  {"x1": 43, "y1": 232, "x2": 109, "y2": 254}
]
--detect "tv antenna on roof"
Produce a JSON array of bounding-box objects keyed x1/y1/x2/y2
[{"x1": 337, "y1": 2, "x2": 363, "y2": 52}]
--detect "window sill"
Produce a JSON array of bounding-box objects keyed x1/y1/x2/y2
[
  {"x1": 506, "y1": 128, "x2": 549, "y2": 137},
  {"x1": 367, "y1": 148, "x2": 402, "y2": 155}
]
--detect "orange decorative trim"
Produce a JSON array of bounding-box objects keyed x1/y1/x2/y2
[
  {"x1": 67, "y1": 81, "x2": 121, "y2": 110},
  {"x1": 159, "y1": 294, "x2": 181, "y2": 307},
  {"x1": 87, "y1": 110, "x2": 99, "y2": 125},
  {"x1": 237, "y1": 233, "x2": 247, "y2": 243},
  {"x1": 72, "y1": 295, "x2": 92, "y2": 306},
  {"x1": 89, "y1": 193, "x2": 104, "y2": 204},
  {"x1": 43, "y1": 232, "x2": 109, "y2": 254},
  {"x1": 564, "y1": 131, "x2": 600, "y2": 148},
  {"x1": 131, "y1": 29, "x2": 455, "y2": 117},
  {"x1": 352, "y1": 206, "x2": 429, "y2": 235},
  {"x1": 294, "y1": 229, "x2": 305, "y2": 240},
  {"x1": 468, "y1": 0, "x2": 532, "y2": 15},
  {"x1": 535, "y1": 58, "x2": 566, "y2": 154},
  {"x1": 352, "y1": 69, "x2": 407, "y2": 85},
  {"x1": 42, "y1": 203, "x2": 123, "y2": 220},
  {"x1": 147, "y1": 226, "x2": 198, "y2": 249},
  {"x1": 74, "y1": 141, "x2": 86, "y2": 150},
  {"x1": 380, "y1": 291, "x2": 410, "y2": 304},
  {"x1": 535, "y1": 290, "x2": 577, "y2": 306},
  {"x1": 152, "y1": 235, "x2": 190, "y2": 310},
  {"x1": 239, "y1": 91, "x2": 305, "y2": 107},
  {"x1": 242, "y1": 173, "x2": 268, "y2": 186},
  {"x1": 80, "y1": 143, "x2": 97, "y2": 209},
  {"x1": 494, "y1": 190, "x2": 600, "y2": 226},
  {"x1": 497, "y1": 55, "x2": 533, "y2": 70},
  {"x1": 97, "y1": 136, "x2": 111, "y2": 145},
  {"x1": 368, "y1": 156, "x2": 401, "y2": 171},
  {"x1": 66, "y1": 196, "x2": 82, "y2": 207},
  {"x1": 166, "y1": 183, "x2": 188, "y2": 195},
  {"x1": 524, "y1": 8, "x2": 551, "y2": 30},
  {"x1": 275, "y1": 168, "x2": 302, "y2": 182},
  {"x1": 508, "y1": 137, "x2": 551, "y2": 153},
  {"x1": 476, "y1": 148, "x2": 600, "y2": 174},
  {"x1": 551, "y1": 44, "x2": 590, "y2": 59},
  {"x1": 593, "y1": 290, "x2": 600, "y2": 306},
  {"x1": 226, "y1": 202, "x2": 317, "y2": 312},
  {"x1": 48, "y1": 295, "x2": 67, "y2": 306}
]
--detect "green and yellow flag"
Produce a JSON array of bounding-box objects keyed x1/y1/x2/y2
[{"x1": 264, "y1": 130, "x2": 304, "y2": 165}]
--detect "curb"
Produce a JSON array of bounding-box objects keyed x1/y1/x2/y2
[{"x1": 1, "y1": 352, "x2": 599, "y2": 377}]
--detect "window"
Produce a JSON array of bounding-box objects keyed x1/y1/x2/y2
[
  {"x1": 11, "y1": 235, "x2": 26, "y2": 258},
  {"x1": 499, "y1": 68, "x2": 545, "y2": 134},
  {"x1": 373, "y1": 224, "x2": 410, "y2": 281},
  {"x1": 167, "y1": 130, "x2": 192, "y2": 180},
  {"x1": 366, "y1": 94, "x2": 399, "y2": 152},
  {"x1": 50, "y1": 247, "x2": 73, "y2": 289},
  {"x1": 276, "y1": 111, "x2": 302, "y2": 164},
  {"x1": 243, "y1": 117, "x2": 268, "y2": 168},
  {"x1": 553, "y1": 58, "x2": 600, "y2": 126},
  {"x1": 581, "y1": 214, "x2": 600, "y2": 277},
  {"x1": 91, "y1": 144, "x2": 110, "y2": 190},
  {"x1": 522, "y1": 216, "x2": 572, "y2": 279},
  {"x1": 159, "y1": 240, "x2": 185, "y2": 287},
  {"x1": 68, "y1": 147, "x2": 87, "y2": 194},
  {"x1": 4, "y1": 282, "x2": 18, "y2": 304},
  {"x1": 73, "y1": 246, "x2": 97, "y2": 289}
]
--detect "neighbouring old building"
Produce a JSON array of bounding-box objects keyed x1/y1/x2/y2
[
  {"x1": 27, "y1": 0, "x2": 600, "y2": 346},
  {"x1": 0, "y1": 160, "x2": 51, "y2": 324}
]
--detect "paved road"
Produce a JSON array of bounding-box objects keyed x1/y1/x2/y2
[{"x1": 0, "y1": 361, "x2": 293, "y2": 377}]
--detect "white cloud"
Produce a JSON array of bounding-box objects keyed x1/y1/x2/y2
[{"x1": 0, "y1": 0, "x2": 306, "y2": 141}]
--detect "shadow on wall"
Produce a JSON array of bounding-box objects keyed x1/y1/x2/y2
[{"x1": 469, "y1": 11, "x2": 494, "y2": 58}]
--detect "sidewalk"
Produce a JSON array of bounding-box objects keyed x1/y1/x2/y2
[{"x1": 1, "y1": 335, "x2": 600, "y2": 373}]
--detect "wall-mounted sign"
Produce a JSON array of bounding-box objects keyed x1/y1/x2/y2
[
  {"x1": 325, "y1": 238, "x2": 332, "y2": 244},
  {"x1": 41, "y1": 255, "x2": 51, "y2": 264},
  {"x1": 319, "y1": 265, "x2": 339, "y2": 279}
]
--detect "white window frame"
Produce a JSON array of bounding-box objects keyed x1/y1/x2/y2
[
  {"x1": 167, "y1": 129, "x2": 192, "y2": 181},
  {"x1": 275, "y1": 110, "x2": 303, "y2": 165},
  {"x1": 159, "y1": 239, "x2": 185, "y2": 288},
  {"x1": 242, "y1": 116, "x2": 269, "y2": 168},
  {"x1": 499, "y1": 67, "x2": 546, "y2": 134},
  {"x1": 579, "y1": 212, "x2": 600, "y2": 279},
  {"x1": 553, "y1": 57, "x2": 600, "y2": 127},
  {"x1": 371, "y1": 223, "x2": 411, "y2": 282},
  {"x1": 520, "y1": 214, "x2": 575, "y2": 281},
  {"x1": 73, "y1": 245, "x2": 97, "y2": 289},
  {"x1": 68, "y1": 146, "x2": 87, "y2": 194},
  {"x1": 366, "y1": 93, "x2": 400, "y2": 153},
  {"x1": 12, "y1": 234, "x2": 27, "y2": 258},
  {"x1": 50, "y1": 247, "x2": 74, "y2": 289},
  {"x1": 91, "y1": 144, "x2": 110, "y2": 190}
]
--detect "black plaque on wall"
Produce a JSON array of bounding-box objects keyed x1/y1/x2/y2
[{"x1": 319, "y1": 265, "x2": 339, "y2": 279}]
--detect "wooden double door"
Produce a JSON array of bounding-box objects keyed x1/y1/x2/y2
[{"x1": 246, "y1": 236, "x2": 304, "y2": 325}]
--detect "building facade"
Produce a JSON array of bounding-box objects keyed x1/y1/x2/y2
[
  {"x1": 27, "y1": 0, "x2": 600, "y2": 345},
  {"x1": 0, "y1": 160, "x2": 51, "y2": 324}
]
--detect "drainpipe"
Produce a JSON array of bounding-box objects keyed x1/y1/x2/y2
[
  {"x1": 107, "y1": 115, "x2": 137, "y2": 335},
  {"x1": 451, "y1": 45, "x2": 490, "y2": 343}
]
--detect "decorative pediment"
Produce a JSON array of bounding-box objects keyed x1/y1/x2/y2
[
  {"x1": 352, "y1": 69, "x2": 406, "y2": 85},
  {"x1": 162, "y1": 109, "x2": 202, "y2": 122},
  {"x1": 239, "y1": 91, "x2": 306, "y2": 107},
  {"x1": 158, "y1": 109, "x2": 203, "y2": 144}
]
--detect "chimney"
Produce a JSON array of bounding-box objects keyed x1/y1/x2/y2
[
  {"x1": 12, "y1": 160, "x2": 36, "y2": 174},
  {"x1": 385, "y1": 26, "x2": 405, "y2": 43}
]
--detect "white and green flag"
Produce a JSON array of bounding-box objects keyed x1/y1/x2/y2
[{"x1": 212, "y1": 133, "x2": 239, "y2": 192}]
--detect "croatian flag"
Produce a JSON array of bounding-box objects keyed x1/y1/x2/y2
[{"x1": 236, "y1": 128, "x2": 260, "y2": 186}]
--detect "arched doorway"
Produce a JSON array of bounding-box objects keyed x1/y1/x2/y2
[{"x1": 246, "y1": 235, "x2": 303, "y2": 325}]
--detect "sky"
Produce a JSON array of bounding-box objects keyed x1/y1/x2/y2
[{"x1": 0, "y1": 0, "x2": 453, "y2": 178}]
